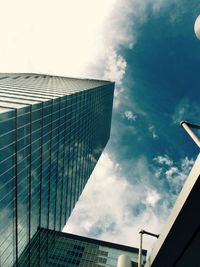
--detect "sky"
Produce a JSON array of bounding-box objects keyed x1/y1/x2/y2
[{"x1": 1, "y1": 0, "x2": 200, "y2": 254}]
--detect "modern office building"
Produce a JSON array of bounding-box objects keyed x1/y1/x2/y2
[
  {"x1": 0, "y1": 73, "x2": 114, "y2": 267},
  {"x1": 17, "y1": 227, "x2": 146, "y2": 267}
]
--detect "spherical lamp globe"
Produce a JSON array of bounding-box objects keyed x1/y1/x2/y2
[{"x1": 194, "y1": 15, "x2": 200, "y2": 40}]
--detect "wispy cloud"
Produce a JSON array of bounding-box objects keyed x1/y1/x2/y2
[
  {"x1": 65, "y1": 152, "x2": 195, "y2": 253},
  {"x1": 153, "y1": 155, "x2": 173, "y2": 166},
  {"x1": 64, "y1": 153, "x2": 167, "y2": 251},
  {"x1": 153, "y1": 155, "x2": 195, "y2": 202},
  {"x1": 103, "y1": 49, "x2": 127, "y2": 84},
  {"x1": 148, "y1": 125, "x2": 159, "y2": 139},
  {"x1": 124, "y1": 110, "x2": 137, "y2": 121},
  {"x1": 103, "y1": 49, "x2": 127, "y2": 109},
  {"x1": 172, "y1": 98, "x2": 200, "y2": 124},
  {"x1": 143, "y1": 190, "x2": 161, "y2": 208}
]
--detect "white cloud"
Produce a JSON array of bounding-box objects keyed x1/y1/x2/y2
[
  {"x1": 165, "y1": 157, "x2": 194, "y2": 186},
  {"x1": 65, "y1": 151, "x2": 195, "y2": 254},
  {"x1": 181, "y1": 157, "x2": 195, "y2": 172},
  {"x1": 103, "y1": 49, "x2": 127, "y2": 84},
  {"x1": 148, "y1": 125, "x2": 159, "y2": 139},
  {"x1": 64, "y1": 153, "x2": 168, "y2": 251},
  {"x1": 153, "y1": 155, "x2": 195, "y2": 199},
  {"x1": 113, "y1": 87, "x2": 125, "y2": 109},
  {"x1": 165, "y1": 166, "x2": 179, "y2": 180},
  {"x1": 153, "y1": 155, "x2": 173, "y2": 166},
  {"x1": 144, "y1": 190, "x2": 161, "y2": 207},
  {"x1": 124, "y1": 110, "x2": 137, "y2": 121}
]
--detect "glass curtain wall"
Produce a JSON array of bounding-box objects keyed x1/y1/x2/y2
[{"x1": 0, "y1": 74, "x2": 114, "y2": 267}]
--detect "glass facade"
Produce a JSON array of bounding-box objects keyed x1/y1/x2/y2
[
  {"x1": 18, "y1": 228, "x2": 146, "y2": 267},
  {"x1": 0, "y1": 74, "x2": 114, "y2": 267}
]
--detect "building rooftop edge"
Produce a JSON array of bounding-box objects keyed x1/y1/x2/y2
[
  {"x1": 40, "y1": 227, "x2": 147, "y2": 255},
  {"x1": 0, "y1": 72, "x2": 115, "y2": 84}
]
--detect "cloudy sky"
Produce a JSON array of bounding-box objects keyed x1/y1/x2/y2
[{"x1": 1, "y1": 0, "x2": 200, "y2": 253}]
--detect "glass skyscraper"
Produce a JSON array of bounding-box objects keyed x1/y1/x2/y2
[
  {"x1": 17, "y1": 228, "x2": 146, "y2": 267},
  {"x1": 0, "y1": 73, "x2": 114, "y2": 267}
]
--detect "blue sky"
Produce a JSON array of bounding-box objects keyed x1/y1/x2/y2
[
  {"x1": 65, "y1": 0, "x2": 200, "y2": 251},
  {"x1": 1, "y1": 0, "x2": 200, "y2": 253}
]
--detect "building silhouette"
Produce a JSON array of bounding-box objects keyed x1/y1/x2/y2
[
  {"x1": 17, "y1": 228, "x2": 146, "y2": 267},
  {"x1": 0, "y1": 73, "x2": 114, "y2": 266}
]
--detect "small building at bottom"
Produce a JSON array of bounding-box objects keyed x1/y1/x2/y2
[{"x1": 17, "y1": 228, "x2": 147, "y2": 267}]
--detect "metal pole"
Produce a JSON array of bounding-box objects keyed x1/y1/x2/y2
[
  {"x1": 180, "y1": 121, "x2": 200, "y2": 148},
  {"x1": 138, "y1": 230, "x2": 159, "y2": 267},
  {"x1": 138, "y1": 231, "x2": 143, "y2": 267}
]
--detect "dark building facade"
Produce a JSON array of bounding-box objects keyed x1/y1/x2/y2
[
  {"x1": 0, "y1": 73, "x2": 114, "y2": 267},
  {"x1": 17, "y1": 228, "x2": 146, "y2": 267}
]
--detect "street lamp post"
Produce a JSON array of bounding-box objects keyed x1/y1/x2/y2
[{"x1": 138, "y1": 230, "x2": 159, "y2": 267}]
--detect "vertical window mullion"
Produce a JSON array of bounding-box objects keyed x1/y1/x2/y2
[
  {"x1": 14, "y1": 108, "x2": 18, "y2": 267},
  {"x1": 54, "y1": 97, "x2": 61, "y2": 231},
  {"x1": 28, "y1": 105, "x2": 32, "y2": 267}
]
